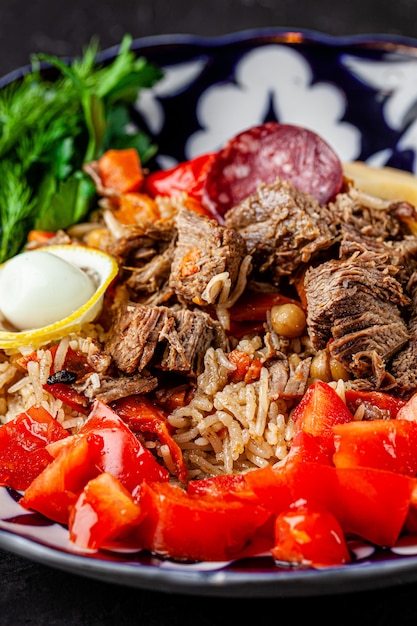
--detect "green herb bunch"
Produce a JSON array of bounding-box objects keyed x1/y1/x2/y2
[{"x1": 0, "y1": 34, "x2": 163, "y2": 263}]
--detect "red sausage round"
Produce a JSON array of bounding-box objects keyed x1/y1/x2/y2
[{"x1": 202, "y1": 122, "x2": 343, "y2": 217}]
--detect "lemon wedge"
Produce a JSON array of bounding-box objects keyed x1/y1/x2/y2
[
  {"x1": 343, "y1": 161, "x2": 417, "y2": 206},
  {"x1": 0, "y1": 245, "x2": 118, "y2": 352}
]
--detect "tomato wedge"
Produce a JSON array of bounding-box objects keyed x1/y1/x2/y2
[
  {"x1": 292, "y1": 381, "x2": 354, "y2": 437},
  {"x1": 20, "y1": 399, "x2": 169, "y2": 524},
  {"x1": 80, "y1": 400, "x2": 170, "y2": 489},
  {"x1": 286, "y1": 381, "x2": 353, "y2": 464},
  {"x1": 187, "y1": 473, "x2": 257, "y2": 500},
  {"x1": 20, "y1": 434, "x2": 99, "y2": 524}
]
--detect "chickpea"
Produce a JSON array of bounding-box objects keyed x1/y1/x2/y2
[
  {"x1": 329, "y1": 357, "x2": 351, "y2": 382},
  {"x1": 310, "y1": 350, "x2": 332, "y2": 382},
  {"x1": 270, "y1": 303, "x2": 307, "y2": 338},
  {"x1": 310, "y1": 351, "x2": 351, "y2": 383},
  {"x1": 85, "y1": 227, "x2": 112, "y2": 250}
]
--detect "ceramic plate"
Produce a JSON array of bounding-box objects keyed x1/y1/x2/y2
[
  {"x1": 3, "y1": 484, "x2": 417, "y2": 597},
  {"x1": 3, "y1": 28, "x2": 417, "y2": 597}
]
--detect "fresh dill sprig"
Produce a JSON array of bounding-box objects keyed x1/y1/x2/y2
[{"x1": 0, "y1": 34, "x2": 163, "y2": 263}]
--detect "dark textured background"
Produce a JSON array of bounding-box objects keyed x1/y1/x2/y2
[
  {"x1": 2, "y1": 0, "x2": 417, "y2": 78},
  {"x1": 3, "y1": 0, "x2": 417, "y2": 623}
]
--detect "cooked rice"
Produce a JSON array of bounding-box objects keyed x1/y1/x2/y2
[
  {"x1": 168, "y1": 346, "x2": 297, "y2": 477},
  {"x1": 0, "y1": 324, "x2": 106, "y2": 428}
]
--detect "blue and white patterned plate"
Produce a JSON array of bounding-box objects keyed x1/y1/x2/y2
[
  {"x1": 3, "y1": 28, "x2": 417, "y2": 597},
  {"x1": 123, "y1": 29, "x2": 417, "y2": 174}
]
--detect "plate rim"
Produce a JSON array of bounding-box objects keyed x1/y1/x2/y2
[
  {"x1": 4, "y1": 27, "x2": 417, "y2": 88},
  {"x1": 3, "y1": 524, "x2": 417, "y2": 598}
]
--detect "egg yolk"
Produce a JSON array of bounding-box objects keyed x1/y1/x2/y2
[{"x1": 0, "y1": 250, "x2": 96, "y2": 330}]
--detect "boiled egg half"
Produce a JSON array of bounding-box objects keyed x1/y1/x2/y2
[{"x1": 0, "y1": 244, "x2": 118, "y2": 350}]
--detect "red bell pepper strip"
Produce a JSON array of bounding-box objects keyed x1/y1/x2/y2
[
  {"x1": 333, "y1": 418, "x2": 417, "y2": 476},
  {"x1": 344, "y1": 389, "x2": 407, "y2": 420},
  {"x1": 135, "y1": 480, "x2": 271, "y2": 562},
  {"x1": 18, "y1": 344, "x2": 93, "y2": 379},
  {"x1": 111, "y1": 394, "x2": 188, "y2": 483},
  {"x1": 272, "y1": 505, "x2": 351, "y2": 567},
  {"x1": 286, "y1": 381, "x2": 353, "y2": 464},
  {"x1": 43, "y1": 382, "x2": 91, "y2": 415},
  {"x1": 246, "y1": 461, "x2": 415, "y2": 547},
  {"x1": 144, "y1": 153, "x2": 216, "y2": 202},
  {"x1": 19, "y1": 344, "x2": 93, "y2": 414},
  {"x1": 0, "y1": 406, "x2": 68, "y2": 490},
  {"x1": 69, "y1": 472, "x2": 144, "y2": 550},
  {"x1": 228, "y1": 290, "x2": 301, "y2": 323}
]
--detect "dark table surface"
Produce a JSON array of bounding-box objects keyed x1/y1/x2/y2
[{"x1": 3, "y1": 0, "x2": 417, "y2": 623}]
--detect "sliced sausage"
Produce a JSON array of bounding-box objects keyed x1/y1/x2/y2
[{"x1": 202, "y1": 122, "x2": 343, "y2": 217}]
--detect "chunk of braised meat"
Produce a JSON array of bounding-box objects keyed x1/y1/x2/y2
[
  {"x1": 126, "y1": 244, "x2": 175, "y2": 304},
  {"x1": 390, "y1": 272, "x2": 417, "y2": 397},
  {"x1": 74, "y1": 371, "x2": 159, "y2": 404},
  {"x1": 169, "y1": 208, "x2": 249, "y2": 306},
  {"x1": 107, "y1": 218, "x2": 176, "y2": 266},
  {"x1": 266, "y1": 356, "x2": 312, "y2": 401},
  {"x1": 105, "y1": 302, "x2": 229, "y2": 378},
  {"x1": 328, "y1": 187, "x2": 407, "y2": 240},
  {"x1": 225, "y1": 178, "x2": 337, "y2": 286},
  {"x1": 304, "y1": 250, "x2": 410, "y2": 386},
  {"x1": 339, "y1": 226, "x2": 417, "y2": 285},
  {"x1": 105, "y1": 219, "x2": 177, "y2": 304}
]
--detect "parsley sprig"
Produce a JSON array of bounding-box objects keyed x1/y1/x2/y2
[{"x1": 0, "y1": 34, "x2": 163, "y2": 262}]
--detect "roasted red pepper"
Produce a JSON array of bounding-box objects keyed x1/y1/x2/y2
[
  {"x1": 69, "y1": 472, "x2": 144, "y2": 549},
  {"x1": 272, "y1": 505, "x2": 351, "y2": 567},
  {"x1": 0, "y1": 406, "x2": 68, "y2": 490},
  {"x1": 144, "y1": 153, "x2": 216, "y2": 202},
  {"x1": 135, "y1": 480, "x2": 271, "y2": 562},
  {"x1": 111, "y1": 394, "x2": 188, "y2": 484}
]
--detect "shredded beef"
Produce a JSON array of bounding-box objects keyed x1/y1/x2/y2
[
  {"x1": 224, "y1": 178, "x2": 337, "y2": 285},
  {"x1": 304, "y1": 250, "x2": 410, "y2": 384},
  {"x1": 267, "y1": 357, "x2": 312, "y2": 400},
  {"x1": 169, "y1": 208, "x2": 249, "y2": 306},
  {"x1": 328, "y1": 187, "x2": 405, "y2": 239},
  {"x1": 75, "y1": 372, "x2": 158, "y2": 404},
  {"x1": 127, "y1": 245, "x2": 174, "y2": 302},
  {"x1": 339, "y1": 226, "x2": 417, "y2": 285},
  {"x1": 390, "y1": 272, "x2": 417, "y2": 396},
  {"x1": 105, "y1": 301, "x2": 229, "y2": 377}
]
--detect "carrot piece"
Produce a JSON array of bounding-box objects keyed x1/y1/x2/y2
[
  {"x1": 98, "y1": 148, "x2": 144, "y2": 194},
  {"x1": 180, "y1": 248, "x2": 201, "y2": 277},
  {"x1": 113, "y1": 192, "x2": 160, "y2": 225},
  {"x1": 27, "y1": 230, "x2": 56, "y2": 244}
]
